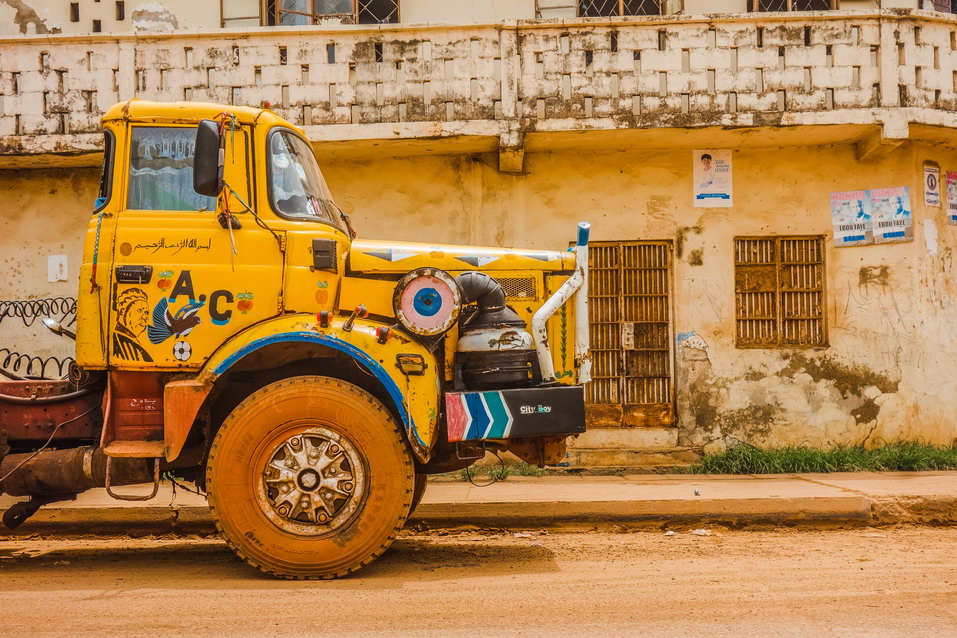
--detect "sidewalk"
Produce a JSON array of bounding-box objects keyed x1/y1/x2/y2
[{"x1": 1, "y1": 471, "x2": 955, "y2": 536}]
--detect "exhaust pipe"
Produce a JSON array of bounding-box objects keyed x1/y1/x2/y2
[{"x1": 0, "y1": 446, "x2": 155, "y2": 497}]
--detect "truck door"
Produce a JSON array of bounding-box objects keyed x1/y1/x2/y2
[{"x1": 108, "y1": 123, "x2": 282, "y2": 368}]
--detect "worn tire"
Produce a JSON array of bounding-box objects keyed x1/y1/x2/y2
[
  {"x1": 410, "y1": 474, "x2": 428, "y2": 514},
  {"x1": 206, "y1": 375, "x2": 414, "y2": 579}
]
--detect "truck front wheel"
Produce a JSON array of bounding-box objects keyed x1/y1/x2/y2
[{"x1": 206, "y1": 375, "x2": 414, "y2": 579}]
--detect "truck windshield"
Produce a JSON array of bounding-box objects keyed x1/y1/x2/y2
[{"x1": 269, "y1": 130, "x2": 342, "y2": 229}]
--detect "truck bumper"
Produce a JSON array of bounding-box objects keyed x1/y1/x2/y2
[{"x1": 445, "y1": 385, "x2": 586, "y2": 442}]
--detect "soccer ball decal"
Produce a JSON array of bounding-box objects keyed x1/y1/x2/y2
[{"x1": 173, "y1": 341, "x2": 192, "y2": 361}]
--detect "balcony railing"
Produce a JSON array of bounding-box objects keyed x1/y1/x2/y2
[{"x1": 0, "y1": 9, "x2": 956, "y2": 167}]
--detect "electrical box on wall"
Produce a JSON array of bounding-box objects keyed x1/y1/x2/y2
[{"x1": 47, "y1": 255, "x2": 67, "y2": 282}]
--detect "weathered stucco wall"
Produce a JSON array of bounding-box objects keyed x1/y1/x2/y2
[
  {"x1": 1, "y1": 10, "x2": 955, "y2": 450},
  {"x1": 0, "y1": 167, "x2": 94, "y2": 370},
  {"x1": 0, "y1": 0, "x2": 220, "y2": 36},
  {"x1": 1, "y1": 134, "x2": 955, "y2": 447},
  {"x1": 402, "y1": 0, "x2": 535, "y2": 24},
  {"x1": 3, "y1": 11, "x2": 957, "y2": 171},
  {"x1": 319, "y1": 138, "x2": 956, "y2": 449}
]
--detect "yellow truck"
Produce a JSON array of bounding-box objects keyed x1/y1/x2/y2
[{"x1": 0, "y1": 100, "x2": 591, "y2": 579}]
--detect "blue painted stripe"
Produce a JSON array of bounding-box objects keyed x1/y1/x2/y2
[
  {"x1": 882, "y1": 231, "x2": 906, "y2": 239},
  {"x1": 211, "y1": 331, "x2": 424, "y2": 446},
  {"x1": 842, "y1": 235, "x2": 867, "y2": 243},
  {"x1": 484, "y1": 392, "x2": 509, "y2": 439},
  {"x1": 464, "y1": 393, "x2": 489, "y2": 441}
]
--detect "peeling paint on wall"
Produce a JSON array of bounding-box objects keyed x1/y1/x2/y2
[
  {"x1": 1, "y1": 0, "x2": 50, "y2": 34},
  {"x1": 131, "y1": 3, "x2": 179, "y2": 31}
]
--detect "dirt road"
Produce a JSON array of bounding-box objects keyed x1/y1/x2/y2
[{"x1": 1, "y1": 527, "x2": 955, "y2": 637}]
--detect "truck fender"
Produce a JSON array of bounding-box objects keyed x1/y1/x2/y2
[{"x1": 164, "y1": 314, "x2": 441, "y2": 463}]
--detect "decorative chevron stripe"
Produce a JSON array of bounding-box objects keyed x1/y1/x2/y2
[{"x1": 446, "y1": 390, "x2": 514, "y2": 442}]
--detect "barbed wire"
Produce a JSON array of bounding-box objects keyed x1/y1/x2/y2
[
  {"x1": 0, "y1": 297, "x2": 77, "y2": 329},
  {"x1": 0, "y1": 348, "x2": 75, "y2": 380}
]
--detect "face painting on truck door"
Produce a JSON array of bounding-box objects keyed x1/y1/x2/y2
[{"x1": 107, "y1": 124, "x2": 282, "y2": 369}]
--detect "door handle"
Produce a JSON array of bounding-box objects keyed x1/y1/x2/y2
[{"x1": 115, "y1": 265, "x2": 153, "y2": 284}]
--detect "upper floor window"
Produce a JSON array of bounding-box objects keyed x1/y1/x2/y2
[
  {"x1": 750, "y1": 0, "x2": 836, "y2": 10},
  {"x1": 267, "y1": 0, "x2": 398, "y2": 25},
  {"x1": 923, "y1": 1, "x2": 957, "y2": 12},
  {"x1": 579, "y1": 0, "x2": 661, "y2": 16}
]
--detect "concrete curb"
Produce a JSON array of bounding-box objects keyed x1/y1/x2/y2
[
  {"x1": 3, "y1": 472, "x2": 955, "y2": 537},
  {"x1": 3, "y1": 495, "x2": 944, "y2": 537}
]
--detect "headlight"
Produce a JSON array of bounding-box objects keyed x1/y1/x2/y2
[{"x1": 392, "y1": 268, "x2": 461, "y2": 336}]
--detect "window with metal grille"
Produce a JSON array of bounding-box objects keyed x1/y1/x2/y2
[
  {"x1": 750, "y1": 0, "x2": 836, "y2": 10},
  {"x1": 734, "y1": 236, "x2": 827, "y2": 348},
  {"x1": 588, "y1": 241, "x2": 673, "y2": 427},
  {"x1": 267, "y1": 0, "x2": 397, "y2": 25},
  {"x1": 579, "y1": 0, "x2": 661, "y2": 17}
]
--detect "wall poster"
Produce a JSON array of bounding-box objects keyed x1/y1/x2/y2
[
  {"x1": 830, "y1": 190, "x2": 873, "y2": 247},
  {"x1": 924, "y1": 164, "x2": 941, "y2": 208},
  {"x1": 869, "y1": 187, "x2": 913, "y2": 244},
  {"x1": 693, "y1": 150, "x2": 733, "y2": 208},
  {"x1": 947, "y1": 171, "x2": 957, "y2": 225}
]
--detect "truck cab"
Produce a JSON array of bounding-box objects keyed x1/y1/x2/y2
[{"x1": 1, "y1": 100, "x2": 591, "y2": 579}]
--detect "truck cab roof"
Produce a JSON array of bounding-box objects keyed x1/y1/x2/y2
[{"x1": 101, "y1": 99, "x2": 301, "y2": 132}]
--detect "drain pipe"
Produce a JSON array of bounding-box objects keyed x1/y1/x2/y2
[{"x1": 531, "y1": 222, "x2": 591, "y2": 383}]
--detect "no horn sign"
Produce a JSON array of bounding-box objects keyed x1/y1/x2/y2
[{"x1": 925, "y1": 164, "x2": 941, "y2": 208}]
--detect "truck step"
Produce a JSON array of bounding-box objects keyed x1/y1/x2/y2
[{"x1": 103, "y1": 440, "x2": 165, "y2": 458}]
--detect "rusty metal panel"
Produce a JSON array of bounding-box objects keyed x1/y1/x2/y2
[
  {"x1": 735, "y1": 236, "x2": 826, "y2": 348},
  {"x1": 586, "y1": 241, "x2": 674, "y2": 428},
  {"x1": 108, "y1": 372, "x2": 164, "y2": 442},
  {"x1": 0, "y1": 380, "x2": 101, "y2": 443}
]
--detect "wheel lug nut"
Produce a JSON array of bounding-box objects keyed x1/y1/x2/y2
[
  {"x1": 290, "y1": 438, "x2": 302, "y2": 449},
  {"x1": 343, "y1": 482, "x2": 353, "y2": 492},
  {"x1": 329, "y1": 445, "x2": 340, "y2": 454}
]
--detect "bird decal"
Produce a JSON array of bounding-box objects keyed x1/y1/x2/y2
[{"x1": 148, "y1": 297, "x2": 205, "y2": 345}]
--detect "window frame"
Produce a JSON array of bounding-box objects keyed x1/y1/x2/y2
[
  {"x1": 749, "y1": 0, "x2": 838, "y2": 11},
  {"x1": 256, "y1": 0, "x2": 400, "y2": 26},
  {"x1": 94, "y1": 129, "x2": 115, "y2": 214},
  {"x1": 265, "y1": 126, "x2": 346, "y2": 233},
  {"x1": 577, "y1": 0, "x2": 662, "y2": 17},
  {"x1": 125, "y1": 124, "x2": 219, "y2": 213},
  {"x1": 733, "y1": 235, "x2": 828, "y2": 350}
]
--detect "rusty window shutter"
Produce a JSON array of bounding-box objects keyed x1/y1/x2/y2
[
  {"x1": 587, "y1": 241, "x2": 673, "y2": 407},
  {"x1": 735, "y1": 235, "x2": 827, "y2": 348}
]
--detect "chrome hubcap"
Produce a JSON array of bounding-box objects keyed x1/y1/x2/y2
[{"x1": 257, "y1": 427, "x2": 365, "y2": 536}]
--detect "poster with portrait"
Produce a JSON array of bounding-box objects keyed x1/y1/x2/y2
[
  {"x1": 947, "y1": 171, "x2": 957, "y2": 225},
  {"x1": 693, "y1": 150, "x2": 733, "y2": 208},
  {"x1": 869, "y1": 186, "x2": 913, "y2": 244},
  {"x1": 924, "y1": 164, "x2": 941, "y2": 207},
  {"x1": 830, "y1": 190, "x2": 873, "y2": 247}
]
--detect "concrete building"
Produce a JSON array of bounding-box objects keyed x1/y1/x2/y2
[{"x1": 2, "y1": 3, "x2": 957, "y2": 464}]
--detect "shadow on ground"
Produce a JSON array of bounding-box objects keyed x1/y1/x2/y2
[{"x1": 0, "y1": 535, "x2": 559, "y2": 589}]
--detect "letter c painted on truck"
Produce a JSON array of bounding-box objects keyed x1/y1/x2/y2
[{"x1": 209, "y1": 290, "x2": 234, "y2": 325}]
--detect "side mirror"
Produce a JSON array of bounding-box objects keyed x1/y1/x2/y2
[
  {"x1": 193, "y1": 119, "x2": 223, "y2": 197},
  {"x1": 42, "y1": 317, "x2": 76, "y2": 340}
]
